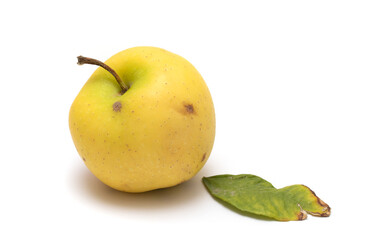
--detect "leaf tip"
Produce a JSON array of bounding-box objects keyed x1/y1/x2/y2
[
  {"x1": 317, "y1": 198, "x2": 331, "y2": 217},
  {"x1": 302, "y1": 185, "x2": 331, "y2": 217}
]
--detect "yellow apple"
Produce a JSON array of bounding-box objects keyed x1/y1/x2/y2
[{"x1": 69, "y1": 47, "x2": 215, "y2": 192}]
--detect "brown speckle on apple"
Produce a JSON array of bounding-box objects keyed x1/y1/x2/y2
[
  {"x1": 185, "y1": 104, "x2": 194, "y2": 114},
  {"x1": 201, "y1": 153, "x2": 207, "y2": 162},
  {"x1": 113, "y1": 101, "x2": 122, "y2": 112}
]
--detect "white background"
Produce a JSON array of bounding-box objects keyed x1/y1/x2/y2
[{"x1": 1, "y1": 0, "x2": 365, "y2": 239}]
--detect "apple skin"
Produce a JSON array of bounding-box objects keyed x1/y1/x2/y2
[{"x1": 69, "y1": 47, "x2": 215, "y2": 192}]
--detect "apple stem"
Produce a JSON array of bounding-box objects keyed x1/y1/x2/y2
[{"x1": 77, "y1": 56, "x2": 128, "y2": 94}]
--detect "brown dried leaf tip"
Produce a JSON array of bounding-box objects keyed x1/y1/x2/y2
[
  {"x1": 307, "y1": 197, "x2": 331, "y2": 217},
  {"x1": 303, "y1": 185, "x2": 331, "y2": 217}
]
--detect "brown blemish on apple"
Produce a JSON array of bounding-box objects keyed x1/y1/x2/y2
[
  {"x1": 201, "y1": 153, "x2": 207, "y2": 162},
  {"x1": 113, "y1": 101, "x2": 122, "y2": 112},
  {"x1": 185, "y1": 104, "x2": 194, "y2": 114},
  {"x1": 177, "y1": 102, "x2": 196, "y2": 115},
  {"x1": 82, "y1": 157, "x2": 86, "y2": 162}
]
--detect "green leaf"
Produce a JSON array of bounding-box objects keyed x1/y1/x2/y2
[{"x1": 202, "y1": 174, "x2": 331, "y2": 221}]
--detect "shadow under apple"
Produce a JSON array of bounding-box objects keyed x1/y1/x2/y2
[{"x1": 71, "y1": 158, "x2": 216, "y2": 211}]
